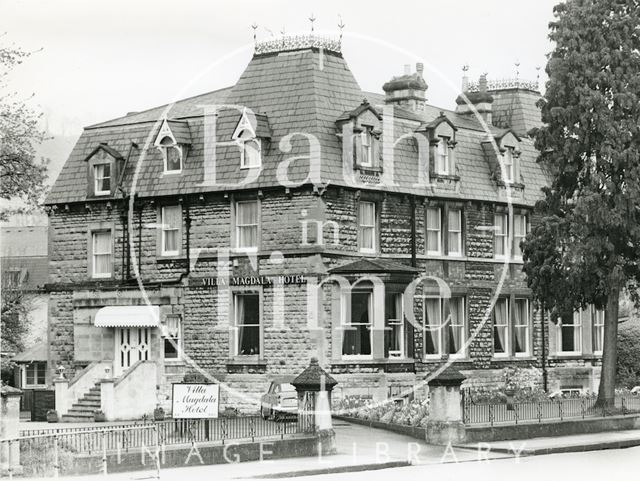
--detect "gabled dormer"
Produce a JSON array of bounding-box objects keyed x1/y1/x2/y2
[
  {"x1": 336, "y1": 100, "x2": 383, "y2": 175},
  {"x1": 231, "y1": 108, "x2": 271, "y2": 169},
  {"x1": 417, "y1": 113, "x2": 458, "y2": 178},
  {"x1": 481, "y1": 129, "x2": 524, "y2": 198},
  {"x1": 154, "y1": 118, "x2": 192, "y2": 174},
  {"x1": 85, "y1": 143, "x2": 124, "y2": 198}
]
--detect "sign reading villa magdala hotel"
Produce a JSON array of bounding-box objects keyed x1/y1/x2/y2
[{"x1": 44, "y1": 34, "x2": 606, "y2": 421}]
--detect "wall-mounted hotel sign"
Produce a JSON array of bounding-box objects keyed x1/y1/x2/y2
[
  {"x1": 172, "y1": 383, "x2": 220, "y2": 419},
  {"x1": 191, "y1": 274, "x2": 308, "y2": 287}
]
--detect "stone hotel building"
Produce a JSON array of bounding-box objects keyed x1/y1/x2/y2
[{"x1": 44, "y1": 35, "x2": 604, "y2": 418}]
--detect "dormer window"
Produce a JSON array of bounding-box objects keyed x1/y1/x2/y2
[
  {"x1": 159, "y1": 136, "x2": 183, "y2": 173},
  {"x1": 360, "y1": 130, "x2": 373, "y2": 167},
  {"x1": 502, "y1": 147, "x2": 515, "y2": 183},
  {"x1": 237, "y1": 130, "x2": 262, "y2": 169},
  {"x1": 154, "y1": 118, "x2": 191, "y2": 175},
  {"x1": 435, "y1": 137, "x2": 451, "y2": 175},
  {"x1": 94, "y1": 163, "x2": 111, "y2": 196}
]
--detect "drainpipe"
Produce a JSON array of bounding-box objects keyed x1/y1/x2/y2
[
  {"x1": 138, "y1": 199, "x2": 143, "y2": 277},
  {"x1": 541, "y1": 300, "x2": 549, "y2": 392},
  {"x1": 410, "y1": 197, "x2": 417, "y2": 267}
]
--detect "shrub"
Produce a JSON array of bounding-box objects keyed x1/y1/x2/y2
[
  {"x1": 334, "y1": 395, "x2": 429, "y2": 427},
  {"x1": 617, "y1": 319, "x2": 640, "y2": 389}
]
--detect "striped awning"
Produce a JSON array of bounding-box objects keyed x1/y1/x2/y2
[{"x1": 94, "y1": 306, "x2": 160, "y2": 328}]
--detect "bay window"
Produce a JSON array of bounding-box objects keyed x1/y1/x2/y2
[
  {"x1": 494, "y1": 212, "x2": 528, "y2": 260},
  {"x1": 514, "y1": 298, "x2": 530, "y2": 355},
  {"x1": 235, "y1": 200, "x2": 259, "y2": 251},
  {"x1": 559, "y1": 310, "x2": 583, "y2": 354},
  {"x1": 447, "y1": 297, "x2": 466, "y2": 357},
  {"x1": 343, "y1": 290, "x2": 372, "y2": 357},
  {"x1": 234, "y1": 292, "x2": 261, "y2": 356},
  {"x1": 385, "y1": 293, "x2": 404, "y2": 358},
  {"x1": 358, "y1": 201, "x2": 376, "y2": 253},
  {"x1": 493, "y1": 297, "x2": 509, "y2": 356},
  {"x1": 593, "y1": 308, "x2": 605, "y2": 353},
  {"x1": 424, "y1": 297, "x2": 442, "y2": 357}
]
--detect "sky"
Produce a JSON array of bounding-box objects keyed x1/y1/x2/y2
[{"x1": 2, "y1": 0, "x2": 561, "y2": 135}]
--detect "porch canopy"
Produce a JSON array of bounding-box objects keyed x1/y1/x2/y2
[{"x1": 94, "y1": 305, "x2": 160, "y2": 328}]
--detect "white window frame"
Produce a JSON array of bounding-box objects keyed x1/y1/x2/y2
[
  {"x1": 426, "y1": 207, "x2": 442, "y2": 256},
  {"x1": 502, "y1": 147, "x2": 515, "y2": 183},
  {"x1": 494, "y1": 213, "x2": 509, "y2": 259},
  {"x1": 593, "y1": 307, "x2": 605, "y2": 354},
  {"x1": 161, "y1": 206, "x2": 181, "y2": 256},
  {"x1": 447, "y1": 209, "x2": 463, "y2": 257},
  {"x1": 423, "y1": 296, "x2": 443, "y2": 359},
  {"x1": 163, "y1": 314, "x2": 182, "y2": 361},
  {"x1": 514, "y1": 298, "x2": 531, "y2": 357},
  {"x1": 493, "y1": 297, "x2": 510, "y2": 357},
  {"x1": 93, "y1": 163, "x2": 111, "y2": 196},
  {"x1": 360, "y1": 130, "x2": 373, "y2": 168},
  {"x1": 435, "y1": 137, "x2": 450, "y2": 175},
  {"x1": 513, "y1": 214, "x2": 527, "y2": 261},
  {"x1": 342, "y1": 289, "x2": 374, "y2": 360},
  {"x1": 558, "y1": 310, "x2": 583, "y2": 355},
  {"x1": 162, "y1": 144, "x2": 183, "y2": 174},
  {"x1": 240, "y1": 138, "x2": 262, "y2": 169},
  {"x1": 91, "y1": 230, "x2": 112, "y2": 279},
  {"x1": 22, "y1": 362, "x2": 46, "y2": 388},
  {"x1": 235, "y1": 200, "x2": 259, "y2": 252},
  {"x1": 386, "y1": 293, "x2": 404, "y2": 359},
  {"x1": 447, "y1": 296, "x2": 467, "y2": 359},
  {"x1": 358, "y1": 201, "x2": 376, "y2": 253}
]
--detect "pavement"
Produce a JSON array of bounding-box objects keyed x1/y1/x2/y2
[
  {"x1": 457, "y1": 428, "x2": 640, "y2": 456},
  {"x1": 13, "y1": 420, "x2": 640, "y2": 480}
]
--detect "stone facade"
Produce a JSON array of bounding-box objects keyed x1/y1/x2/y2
[{"x1": 44, "y1": 39, "x2": 602, "y2": 417}]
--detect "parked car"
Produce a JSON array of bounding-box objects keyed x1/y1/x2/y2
[{"x1": 260, "y1": 378, "x2": 298, "y2": 420}]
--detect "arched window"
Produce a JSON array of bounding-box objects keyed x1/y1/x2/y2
[
  {"x1": 158, "y1": 136, "x2": 183, "y2": 173},
  {"x1": 237, "y1": 129, "x2": 261, "y2": 169}
]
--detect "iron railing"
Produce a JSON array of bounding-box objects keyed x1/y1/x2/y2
[
  {"x1": 6, "y1": 416, "x2": 311, "y2": 479},
  {"x1": 463, "y1": 394, "x2": 640, "y2": 426}
]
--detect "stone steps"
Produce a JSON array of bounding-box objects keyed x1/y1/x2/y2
[{"x1": 61, "y1": 382, "x2": 102, "y2": 422}]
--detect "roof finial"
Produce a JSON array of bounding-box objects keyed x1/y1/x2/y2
[
  {"x1": 309, "y1": 13, "x2": 316, "y2": 33},
  {"x1": 338, "y1": 15, "x2": 345, "y2": 43},
  {"x1": 535, "y1": 65, "x2": 541, "y2": 87},
  {"x1": 515, "y1": 60, "x2": 521, "y2": 79},
  {"x1": 461, "y1": 64, "x2": 470, "y2": 91},
  {"x1": 251, "y1": 23, "x2": 258, "y2": 43}
]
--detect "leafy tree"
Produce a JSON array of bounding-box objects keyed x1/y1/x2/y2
[
  {"x1": 616, "y1": 318, "x2": 640, "y2": 389},
  {"x1": 522, "y1": 0, "x2": 640, "y2": 409},
  {"x1": 0, "y1": 37, "x2": 48, "y2": 219},
  {"x1": 1, "y1": 281, "x2": 35, "y2": 379}
]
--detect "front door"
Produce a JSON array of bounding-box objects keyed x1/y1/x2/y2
[{"x1": 115, "y1": 327, "x2": 150, "y2": 376}]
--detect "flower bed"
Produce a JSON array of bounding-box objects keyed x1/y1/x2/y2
[{"x1": 334, "y1": 396, "x2": 429, "y2": 428}]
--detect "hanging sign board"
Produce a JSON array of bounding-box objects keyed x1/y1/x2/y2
[{"x1": 172, "y1": 383, "x2": 220, "y2": 419}]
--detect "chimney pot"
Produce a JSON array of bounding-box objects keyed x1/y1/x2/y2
[
  {"x1": 404, "y1": 64, "x2": 411, "y2": 75},
  {"x1": 479, "y1": 74, "x2": 488, "y2": 93},
  {"x1": 416, "y1": 63, "x2": 424, "y2": 76}
]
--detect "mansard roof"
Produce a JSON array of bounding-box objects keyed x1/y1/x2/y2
[{"x1": 46, "y1": 42, "x2": 549, "y2": 207}]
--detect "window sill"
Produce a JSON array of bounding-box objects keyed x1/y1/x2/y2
[
  {"x1": 157, "y1": 254, "x2": 186, "y2": 263},
  {"x1": 227, "y1": 357, "x2": 266, "y2": 366},
  {"x1": 492, "y1": 356, "x2": 536, "y2": 362},
  {"x1": 430, "y1": 173, "x2": 460, "y2": 181},
  {"x1": 355, "y1": 165, "x2": 382, "y2": 173},
  {"x1": 332, "y1": 358, "x2": 414, "y2": 365},
  {"x1": 161, "y1": 170, "x2": 182, "y2": 176}
]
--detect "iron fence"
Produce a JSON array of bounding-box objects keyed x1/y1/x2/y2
[
  {"x1": 463, "y1": 394, "x2": 640, "y2": 426},
  {"x1": 5, "y1": 416, "x2": 311, "y2": 479}
]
